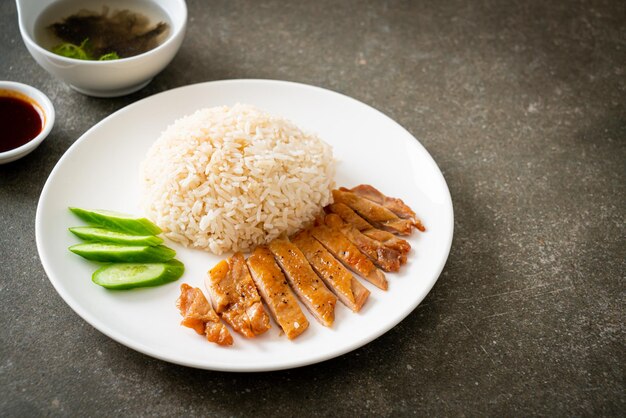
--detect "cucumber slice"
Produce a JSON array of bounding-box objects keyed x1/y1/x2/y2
[
  {"x1": 69, "y1": 226, "x2": 164, "y2": 246},
  {"x1": 69, "y1": 243, "x2": 175, "y2": 262},
  {"x1": 69, "y1": 207, "x2": 161, "y2": 235},
  {"x1": 92, "y1": 260, "x2": 185, "y2": 290}
]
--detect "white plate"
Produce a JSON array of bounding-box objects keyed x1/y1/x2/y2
[{"x1": 36, "y1": 79, "x2": 453, "y2": 372}]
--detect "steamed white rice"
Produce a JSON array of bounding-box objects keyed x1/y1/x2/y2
[{"x1": 140, "y1": 104, "x2": 335, "y2": 254}]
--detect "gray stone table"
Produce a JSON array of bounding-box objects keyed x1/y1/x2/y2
[{"x1": 1, "y1": 0, "x2": 624, "y2": 416}]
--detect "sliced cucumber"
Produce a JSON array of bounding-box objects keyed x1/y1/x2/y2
[
  {"x1": 69, "y1": 243, "x2": 175, "y2": 262},
  {"x1": 69, "y1": 226, "x2": 164, "y2": 246},
  {"x1": 68, "y1": 207, "x2": 162, "y2": 235},
  {"x1": 92, "y1": 260, "x2": 185, "y2": 290}
]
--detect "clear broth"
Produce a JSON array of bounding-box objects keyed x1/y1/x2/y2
[{"x1": 35, "y1": 0, "x2": 171, "y2": 59}]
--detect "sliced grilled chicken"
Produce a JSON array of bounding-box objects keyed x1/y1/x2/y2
[
  {"x1": 206, "y1": 252, "x2": 271, "y2": 338},
  {"x1": 327, "y1": 201, "x2": 411, "y2": 264},
  {"x1": 310, "y1": 224, "x2": 388, "y2": 290},
  {"x1": 332, "y1": 189, "x2": 413, "y2": 235},
  {"x1": 268, "y1": 239, "x2": 337, "y2": 327},
  {"x1": 324, "y1": 214, "x2": 403, "y2": 272},
  {"x1": 361, "y1": 228, "x2": 411, "y2": 264},
  {"x1": 246, "y1": 247, "x2": 309, "y2": 339},
  {"x1": 349, "y1": 185, "x2": 425, "y2": 231},
  {"x1": 176, "y1": 283, "x2": 233, "y2": 346},
  {"x1": 292, "y1": 230, "x2": 370, "y2": 312},
  {"x1": 326, "y1": 202, "x2": 373, "y2": 231}
]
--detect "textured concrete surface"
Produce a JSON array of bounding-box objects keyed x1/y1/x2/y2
[{"x1": 1, "y1": 0, "x2": 624, "y2": 416}]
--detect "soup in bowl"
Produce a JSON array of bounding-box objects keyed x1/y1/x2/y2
[{"x1": 16, "y1": 0, "x2": 187, "y2": 97}]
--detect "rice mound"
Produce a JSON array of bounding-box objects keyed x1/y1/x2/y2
[{"x1": 140, "y1": 104, "x2": 335, "y2": 254}]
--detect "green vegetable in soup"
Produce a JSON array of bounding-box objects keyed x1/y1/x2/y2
[
  {"x1": 98, "y1": 52, "x2": 120, "y2": 61},
  {"x1": 69, "y1": 226, "x2": 164, "y2": 246},
  {"x1": 52, "y1": 39, "x2": 90, "y2": 60},
  {"x1": 51, "y1": 39, "x2": 120, "y2": 61},
  {"x1": 69, "y1": 243, "x2": 175, "y2": 263},
  {"x1": 69, "y1": 207, "x2": 162, "y2": 235},
  {"x1": 92, "y1": 260, "x2": 184, "y2": 290}
]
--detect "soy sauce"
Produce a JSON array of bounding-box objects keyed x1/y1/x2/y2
[{"x1": 0, "y1": 94, "x2": 43, "y2": 152}]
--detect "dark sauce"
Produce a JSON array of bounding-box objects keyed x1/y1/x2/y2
[
  {"x1": 48, "y1": 7, "x2": 169, "y2": 59},
  {"x1": 0, "y1": 93, "x2": 43, "y2": 153}
]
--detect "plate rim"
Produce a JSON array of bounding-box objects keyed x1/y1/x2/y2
[{"x1": 35, "y1": 78, "x2": 454, "y2": 372}]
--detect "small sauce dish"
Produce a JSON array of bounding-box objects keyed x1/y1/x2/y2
[{"x1": 0, "y1": 81, "x2": 55, "y2": 164}]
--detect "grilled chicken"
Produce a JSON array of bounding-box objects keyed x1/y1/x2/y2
[
  {"x1": 176, "y1": 283, "x2": 233, "y2": 346},
  {"x1": 361, "y1": 229, "x2": 411, "y2": 264},
  {"x1": 327, "y1": 202, "x2": 411, "y2": 263},
  {"x1": 332, "y1": 189, "x2": 413, "y2": 235},
  {"x1": 349, "y1": 185, "x2": 425, "y2": 231},
  {"x1": 206, "y1": 252, "x2": 271, "y2": 338},
  {"x1": 246, "y1": 247, "x2": 309, "y2": 339},
  {"x1": 292, "y1": 230, "x2": 370, "y2": 312},
  {"x1": 326, "y1": 202, "x2": 373, "y2": 231},
  {"x1": 310, "y1": 224, "x2": 388, "y2": 290},
  {"x1": 324, "y1": 214, "x2": 403, "y2": 272},
  {"x1": 269, "y1": 239, "x2": 337, "y2": 327}
]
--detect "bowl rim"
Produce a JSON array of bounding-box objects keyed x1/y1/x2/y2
[
  {"x1": 17, "y1": 0, "x2": 188, "y2": 66},
  {"x1": 0, "y1": 81, "x2": 55, "y2": 160}
]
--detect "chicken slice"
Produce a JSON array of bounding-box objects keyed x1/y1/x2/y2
[
  {"x1": 327, "y1": 202, "x2": 411, "y2": 264},
  {"x1": 349, "y1": 185, "x2": 425, "y2": 232},
  {"x1": 206, "y1": 252, "x2": 271, "y2": 338},
  {"x1": 268, "y1": 239, "x2": 337, "y2": 327},
  {"x1": 332, "y1": 189, "x2": 413, "y2": 235},
  {"x1": 326, "y1": 202, "x2": 373, "y2": 231},
  {"x1": 310, "y1": 224, "x2": 388, "y2": 290},
  {"x1": 324, "y1": 214, "x2": 403, "y2": 272},
  {"x1": 246, "y1": 247, "x2": 309, "y2": 339},
  {"x1": 292, "y1": 230, "x2": 370, "y2": 312},
  {"x1": 361, "y1": 228, "x2": 411, "y2": 264},
  {"x1": 176, "y1": 283, "x2": 233, "y2": 346}
]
